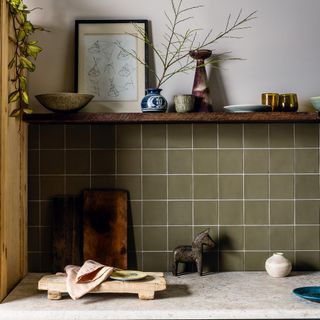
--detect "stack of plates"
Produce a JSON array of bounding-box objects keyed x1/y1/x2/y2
[{"x1": 223, "y1": 104, "x2": 271, "y2": 113}]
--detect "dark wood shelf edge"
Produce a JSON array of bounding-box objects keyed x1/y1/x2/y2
[{"x1": 23, "y1": 112, "x2": 320, "y2": 124}]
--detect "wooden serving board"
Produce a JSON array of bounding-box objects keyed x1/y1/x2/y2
[
  {"x1": 83, "y1": 189, "x2": 128, "y2": 269},
  {"x1": 38, "y1": 272, "x2": 166, "y2": 300}
]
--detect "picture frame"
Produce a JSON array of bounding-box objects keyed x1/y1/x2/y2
[{"x1": 75, "y1": 20, "x2": 148, "y2": 113}]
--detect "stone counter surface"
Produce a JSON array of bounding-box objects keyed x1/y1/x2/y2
[{"x1": 1, "y1": 272, "x2": 320, "y2": 319}]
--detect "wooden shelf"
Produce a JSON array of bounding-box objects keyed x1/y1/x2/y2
[{"x1": 23, "y1": 111, "x2": 320, "y2": 124}]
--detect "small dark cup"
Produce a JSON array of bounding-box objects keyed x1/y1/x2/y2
[{"x1": 279, "y1": 93, "x2": 298, "y2": 112}]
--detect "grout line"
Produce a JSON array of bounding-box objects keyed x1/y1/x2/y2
[
  {"x1": 217, "y1": 124, "x2": 220, "y2": 271},
  {"x1": 293, "y1": 124, "x2": 296, "y2": 266},
  {"x1": 191, "y1": 124, "x2": 195, "y2": 240},
  {"x1": 242, "y1": 124, "x2": 245, "y2": 270},
  {"x1": 268, "y1": 124, "x2": 271, "y2": 256},
  {"x1": 165, "y1": 124, "x2": 169, "y2": 272}
]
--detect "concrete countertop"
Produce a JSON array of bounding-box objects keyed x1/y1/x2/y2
[{"x1": 1, "y1": 272, "x2": 320, "y2": 319}]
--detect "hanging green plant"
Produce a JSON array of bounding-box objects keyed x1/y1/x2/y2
[{"x1": 7, "y1": 0, "x2": 43, "y2": 117}]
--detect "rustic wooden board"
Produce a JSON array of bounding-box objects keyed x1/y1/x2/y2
[
  {"x1": 83, "y1": 190, "x2": 128, "y2": 269},
  {"x1": 38, "y1": 272, "x2": 166, "y2": 300},
  {"x1": 52, "y1": 196, "x2": 83, "y2": 273}
]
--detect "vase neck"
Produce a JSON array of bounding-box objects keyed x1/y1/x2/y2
[{"x1": 146, "y1": 88, "x2": 162, "y2": 94}]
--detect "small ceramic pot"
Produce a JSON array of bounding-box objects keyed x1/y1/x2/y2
[
  {"x1": 265, "y1": 252, "x2": 292, "y2": 278},
  {"x1": 141, "y1": 88, "x2": 167, "y2": 113},
  {"x1": 174, "y1": 94, "x2": 195, "y2": 113}
]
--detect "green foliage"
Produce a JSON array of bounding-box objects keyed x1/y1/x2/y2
[
  {"x1": 7, "y1": 0, "x2": 43, "y2": 117},
  {"x1": 127, "y1": 0, "x2": 257, "y2": 88}
]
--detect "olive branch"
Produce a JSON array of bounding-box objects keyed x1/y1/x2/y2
[
  {"x1": 7, "y1": 0, "x2": 44, "y2": 117},
  {"x1": 121, "y1": 0, "x2": 256, "y2": 88}
]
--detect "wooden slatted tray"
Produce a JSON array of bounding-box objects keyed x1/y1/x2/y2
[{"x1": 38, "y1": 272, "x2": 166, "y2": 300}]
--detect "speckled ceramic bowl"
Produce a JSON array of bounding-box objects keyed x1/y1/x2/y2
[{"x1": 35, "y1": 93, "x2": 94, "y2": 113}]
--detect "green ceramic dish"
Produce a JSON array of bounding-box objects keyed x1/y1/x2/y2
[{"x1": 110, "y1": 270, "x2": 147, "y2": 281}]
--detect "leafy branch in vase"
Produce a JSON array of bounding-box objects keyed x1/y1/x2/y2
[
  {"x1": 7, "y1": 0, "x2": 44, "y2": 117},
  {"x1": 126, "y1": 0, "x2": 257, "y2": 88}
]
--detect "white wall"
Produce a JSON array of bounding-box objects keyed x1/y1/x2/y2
[{"x1": 25, "y1": 0, "x2": 320, "y2": 112}]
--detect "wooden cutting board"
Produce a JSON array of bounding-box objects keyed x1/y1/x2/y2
[{"x1": 83, "y1": 189, "x2": 128, "y2": 269}]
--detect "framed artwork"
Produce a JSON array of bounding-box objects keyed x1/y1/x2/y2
[{"x1": 75, "y1": 20, "x2": 148, "y2": 113}]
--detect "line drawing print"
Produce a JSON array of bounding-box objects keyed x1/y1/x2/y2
[{"x1": 84, "y1": 34, "x2": 137, "y2": 101}]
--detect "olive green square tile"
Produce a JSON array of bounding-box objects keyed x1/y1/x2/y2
[
  {"x1": 168, "y1": 175, "x2": 192, "y2": 199},
  {"x1": 219, "y1": 252, "x2": 244, "y2": 271},
  {"x1": 28, "y1": 227, "x2": 40, "y2": 251},
  {"x1": 168, "y1": 201, "x2": 192, "y2": 225},
  {"x1": 219, "y1": 226, "x2": 244, "y2": 250},
  {"x1": 143, "y1": 227, "x2": 167, "y2": 251},
  {"x1": 91, "y1": 150, "x2": 115, "y2": 174},
  {"x1": 245, "y1": 226, "x2": 269, "y2": 250},
  {"x1": 219, "y1": 150, "x2": 242, "y2": 173},
  {"x1": 168, "y1": 124, "x2": 192, "y2": 148},
  {"x1": 28, "y1": 150, "x2": 39, "y2": 175},
  {"x1": 193, "y1": 124, "x2": 217, "y2": 148},
  {"x1": 128, "y1": 252, "x2": 142, "y2": 271},
  {"x1": 194, "y1": 201, "x2": 218, "y2": 225},
  {"x1": 270, "y1": 201, "x2": 294, "y2": 224},
  {"x1": 244, "y1": 124, "x2": 268, "y2": 148},
  {"x1": 40, "y1": 226, "x2": 53, "y2": 251},
  {"x1": 244, "y1": 175, "x2": 269, "y2": 199},
  {"x1": 128, "y1": 226, "x2": 142, "y2": 251},
  {"x1": 117, "y1": 125, "x2": 141, "y2": 148},
  {"x1": 270, "y1": 175, "x2": 294, "y2": 199},
  {"x1": 28, "y1": 252, "x2": 41, "y2": 272},
  {"x1": 40, "y1": 125, "x2": 64, "y2": 149},
  {"x1": 66, "y1": 176, "x2": 90, "y2": 195},
  {"x1": 194, "y1": 175, "x2": 218, "y2": 199},
  {"x1": 143, "y1": 201, "x2": 167, "y2": 225},
  {"x1": 193, "y1": 150, "x2": 217, "y2": 174},
  {"x1": 270, "y1": 226, "x2": 294, "y2": 250},
  {"x1": 244, "y1": 201, "x2": 269, "y2": 225},
  {"x1": 201, "y1": 251, "x2": 219, "y2": 273},
  {"x1": 28, "y1": 201, "x2": 40, "y2": 226},
  {"x1": 168, "y1": 150, "x2": 192, "y2": 174},
  {"x1": 295, "y1": 149, "x2": 319, "y2": 173},
  {"x1": 218, "y1": 124, "x2": 243, "y2": 148},
  {"x1": 269, "y1": 124, "x2": 294, "y2": 148},
  {"x1": 143, "y1": 252, "x2": 168, "y2": 272},
  {"x1": 117, "y1": 150, "x2": 141, "y2": 174},
  {"x1": 219, "y1": 175, "x2": 242, "y2": 199},
  {"x1": 128, "y1": 201, "x2": 142, "y2": 226},
  {"x1": 142, "y1": 150, "x2": 166, "y2": 174},
  {"x1": 40, "y1": 201, "x2": 53, "y2": 226},
  {"x1": 295, "y1": 251, "x2": 320, "y2": 271},
  {"x1": 270, "y1": 149, "x2": 294, "y2": 173},
  {"x1": 295, "y1": 226, "x2": 319, "y2": 250},
  {"x1": 116, "y1": 175, "x2": 141, "y2": 200},
  {"x1": 245, "y1": 252, "x2": 269, "y2": 271},
  {"x1": 143, "y1": 175, "x2": 166, "y2": 199},
  {"x1": 40, "y1": 150, "x2": 64, "y2": 174},
  {"x1": 142, "y1": 125, "x2": 166, "y2": 148},
  {"x1": 91, "y1": 125, "x2": 115, "y2": 148},
  {"x1": 91, "y1": 176, "x2": 115, "y2": 189},
  {"x1": 219, "y1": 201, "x2": 243, "y2": 225},
  {"x1": 295, "y1": 175, "x2": 320, "y2": 199},
  {"x1": 66, "y1": 125, "x2": 90, "y2": 149},
  {"x1": 40, "y1": 176, "x2": 64, "y2": 200},
  {"x1": 28, "y1": 125, "x2": 39, "y2": 149},
  {"x1": 168, "y1": 226, "x2": 193, "y2": 250},
  {"x1": 295, "y1": 124, "x2": 318, "y2": 147},
  {"x1": 28, "y1": 176, "x2": 39, "y2": 200},
  {"x1": 296, "y1": 200, "x2": 320, "y2": 224},
  {"x1": 66, "y1": 150, "x2": 90, "y2": 174},
  {"x1": 244, "y1": 150, "x2": 269, "y2": 173}
]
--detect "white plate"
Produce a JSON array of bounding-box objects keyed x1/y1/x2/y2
[
  {"x1": 224, "y1": 104, "x2": 271, "y2": 113},
  {"x1": 110, "y1": 270, "x2": 147, "y2": 281}
]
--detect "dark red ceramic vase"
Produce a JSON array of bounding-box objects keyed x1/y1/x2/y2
[{"x1": 190, "y1": 49, "x2": 213, "y2": 112}]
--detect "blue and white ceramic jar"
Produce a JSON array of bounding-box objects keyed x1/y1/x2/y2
[{"x1": 141, "y1": 88, "x2": 167, "y2": 113}]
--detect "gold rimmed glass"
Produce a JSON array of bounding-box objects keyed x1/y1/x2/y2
[
  {"x1": 261, "y1": 93, "x2": 279, "y2": 112},
  {"x1": 279, "y1": 93, "x2": 298, "y2": 112}
]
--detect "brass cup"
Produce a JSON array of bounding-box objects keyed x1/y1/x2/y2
[
  {"x1": 279, "y1": 93, "x2": 298, "y2": 112},
  {"x1": 261, "y1": 93, "x2": 279, "y2": 111}
]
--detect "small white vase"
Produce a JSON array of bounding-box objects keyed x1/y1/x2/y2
[{"x1": 265, "y1": 252, "x2": 292, "y2": 278}]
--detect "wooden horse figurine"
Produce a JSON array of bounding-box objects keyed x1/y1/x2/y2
[{"x1": 172, "y1": 229, "x2": 215, "y2": 276}]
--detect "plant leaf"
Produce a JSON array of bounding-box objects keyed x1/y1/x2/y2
[
  {"x1": 21, "y1": 90, "x2": 29, "y2": 104},
  {"x1": 17, "y1": 28, "x2": 26, "y2": 42},
  {"x1": 26, "y1": 44, "x2": 42, "y2": 58},
  {"x1": 8, "y1": 90, "x2": 20, "y2": 103},
  {"x1": 23, "y1": 107, "x2": 32, "y2": 114},
  {"x1": 10, "y1": 108, "x2": 21, "y2": 117},
  {"x1": 8, "y1": 56, "x2": 16, "y2": 69},
  {"x1": 19, "y1": 75, "x2": 27, "y2": 90},
  {"x1": 20, "y1": 56, "x2": 35, "y2": 71}
]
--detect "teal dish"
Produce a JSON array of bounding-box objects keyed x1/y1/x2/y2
[
  {"x1": 310, "y1": 96, "x2": 320, "y2": 111},
  {"x1": 293, "y1": 286, "x2": 320, "y2": 302}
]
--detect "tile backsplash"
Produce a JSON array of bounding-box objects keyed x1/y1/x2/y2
[{"x1": 28, "y1": 123, "x2": 320, "y2": 272}]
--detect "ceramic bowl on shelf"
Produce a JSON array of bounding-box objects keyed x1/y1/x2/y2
[
  {"x1": 310, "y1": 96, "x2": 320, "y2": 111},
  {"x1": 35, "y1": 93, "x2": 94, "y2": 113}
]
